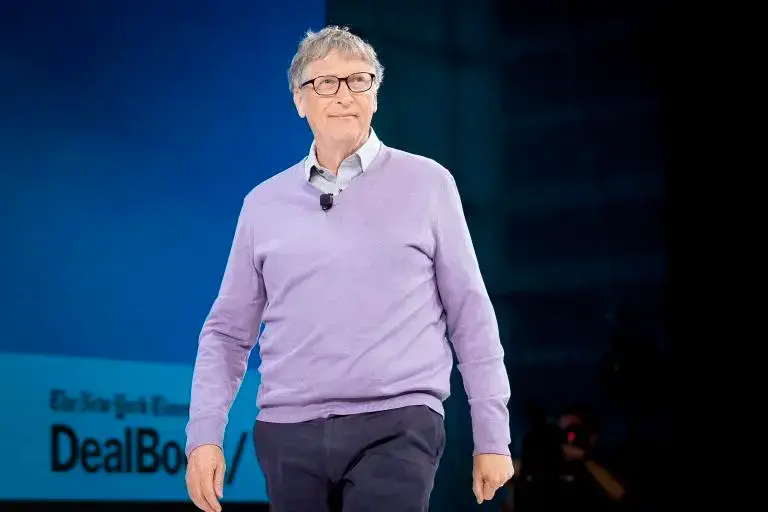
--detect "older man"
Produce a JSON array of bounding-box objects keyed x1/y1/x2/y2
[{"x1": 185, "y1": 26, "x2": 513, "y2": 512}]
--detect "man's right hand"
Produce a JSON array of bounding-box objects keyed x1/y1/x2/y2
[{"x1": 186, "y1": 444, "x2": 226, "y2": 512}]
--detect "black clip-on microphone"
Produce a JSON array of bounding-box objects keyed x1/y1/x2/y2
[{"x1": 320, "y1": 193, "x2": 334, "y2": 211}]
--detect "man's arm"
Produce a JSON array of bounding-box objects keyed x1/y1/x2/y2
[
  {"x1": 562, "y1": 445, "x2": 627, "y2": 502},
  {"x1": 585, "y1": 459, "x2": 627, "y2": 501},
  {"x1": 185, "y1": 199, "x2": 267, "y2": 456},
  {"x1": 432, "y1": 170, "x2": 511, "y2": 456}
]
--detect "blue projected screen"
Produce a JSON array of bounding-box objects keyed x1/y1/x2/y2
[{"x1": 0, "y1": 0, "x2": 324, "y2": 502}]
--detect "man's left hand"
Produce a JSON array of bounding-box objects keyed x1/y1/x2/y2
[
  {"x1": 472, "y1": 453, "x2": 514, "y2": 504},
  {"x1": 561, "y1": 444, "x2": 587, "y2": 461}
]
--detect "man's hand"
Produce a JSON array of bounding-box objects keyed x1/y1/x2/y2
[
  {"x1": 186, "y1": 444, "x2": 226, "y2": 512},
  {"x1": 472, "y1": 453, "x2": 514, "y2": 504},
  {"x1": 561, "y1": 444, "x2": 587, "y2": 461}
]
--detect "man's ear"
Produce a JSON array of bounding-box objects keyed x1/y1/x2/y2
[
  {"x1": 372, "y1": 91, "x2": 378, "y2": 114},
  {"x1": 293, "y1": 88, "x2": 306, "y2": 118}
]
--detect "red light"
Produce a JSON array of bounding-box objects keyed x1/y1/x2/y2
[{"x1": 567, "y1": 432, "x2": 576, "y2": 443}]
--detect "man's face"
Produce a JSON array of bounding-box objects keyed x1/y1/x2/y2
[
  {"x1": 293, "y1": 50, "x2": 377, "y2": 146},
  {"x1": 558, "y1": 414, "x2": 583, "y2": 432},
  {"x1": 558, "y1": 414, "x2": 596, "y2": 448}
]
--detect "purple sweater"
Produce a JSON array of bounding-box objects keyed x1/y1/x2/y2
[{"x1": 186, "y1": 144, "x2": 511, "y2": 457}]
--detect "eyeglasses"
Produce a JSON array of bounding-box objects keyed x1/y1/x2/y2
[{"x1": 301, "y1": 72, "x2": 376, "y2": 96}]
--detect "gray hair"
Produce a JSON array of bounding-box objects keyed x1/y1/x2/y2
[{"x1": 288, "y1": 26, "x2": 384, "y2": 92}]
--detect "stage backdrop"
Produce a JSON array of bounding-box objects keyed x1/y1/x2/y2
[{"x1": 0, "y1": 0, "x2": 324, "y2": 502}]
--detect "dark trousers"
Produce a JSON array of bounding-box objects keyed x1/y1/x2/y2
[{"x1": 253, "y1": 405, "x2": 446, "y2": 512}]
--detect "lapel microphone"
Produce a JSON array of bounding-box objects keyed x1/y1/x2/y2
[{"x1": 320, "y1": 193, "x2": 334, "y2": 211}]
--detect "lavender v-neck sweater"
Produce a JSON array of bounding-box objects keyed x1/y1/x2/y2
[{"x1": 186, "y1": 144, "x2": 511, "y2": 457}]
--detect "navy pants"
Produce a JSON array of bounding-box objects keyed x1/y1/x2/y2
[{"x1": 253, "y1": 405, "x2": 446, "y2": 511}]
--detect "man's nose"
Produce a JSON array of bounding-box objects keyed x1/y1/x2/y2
[{"x1": 335, "y1": 81, "x2": 353, "y2": 102}]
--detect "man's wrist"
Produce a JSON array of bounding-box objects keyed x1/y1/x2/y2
[{"x1": 473, "y1": 446, "x2": 511, "y2": 457}]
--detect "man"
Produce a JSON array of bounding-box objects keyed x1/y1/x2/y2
[
  {"x1": 185, "y1": 25, "x2": 513, "y2": 512},
  {"x1": 503, "y1": 406, "x2": 626, "y2": 512}
]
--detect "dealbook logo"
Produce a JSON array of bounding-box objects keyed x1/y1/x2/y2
[
  {"x1": 48, "y1": 389, "x2": 250, "y2": 485},
  {"x1": 50, "y1": 425, "x2": 250, "y2": 485}
]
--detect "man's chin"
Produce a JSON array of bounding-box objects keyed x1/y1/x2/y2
[{"x1": 329, "y1": 129, "x2": 364, "y2": 144}]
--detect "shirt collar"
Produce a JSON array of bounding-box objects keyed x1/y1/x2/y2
[{"x1": 303, "y1": 128, "x2": 382, "y2": 181}]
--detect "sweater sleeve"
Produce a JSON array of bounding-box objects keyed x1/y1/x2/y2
[
  {"x1": 185, "y1": 199, "x2": 267, "y2": 457},
  {"x1": 432, "y1": 170, "x2": 512, "y2": 456}
]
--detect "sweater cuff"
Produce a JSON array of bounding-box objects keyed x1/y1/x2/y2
[
  {"x1": 185, "y1": 415, "x2": 227, "y2": 457},
  {"x1": 473, "y1": 443, "x2": 511, "y2": 457},
  {"x1": 470, "y1": 399, "x2": 511, "y2": 457}
]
